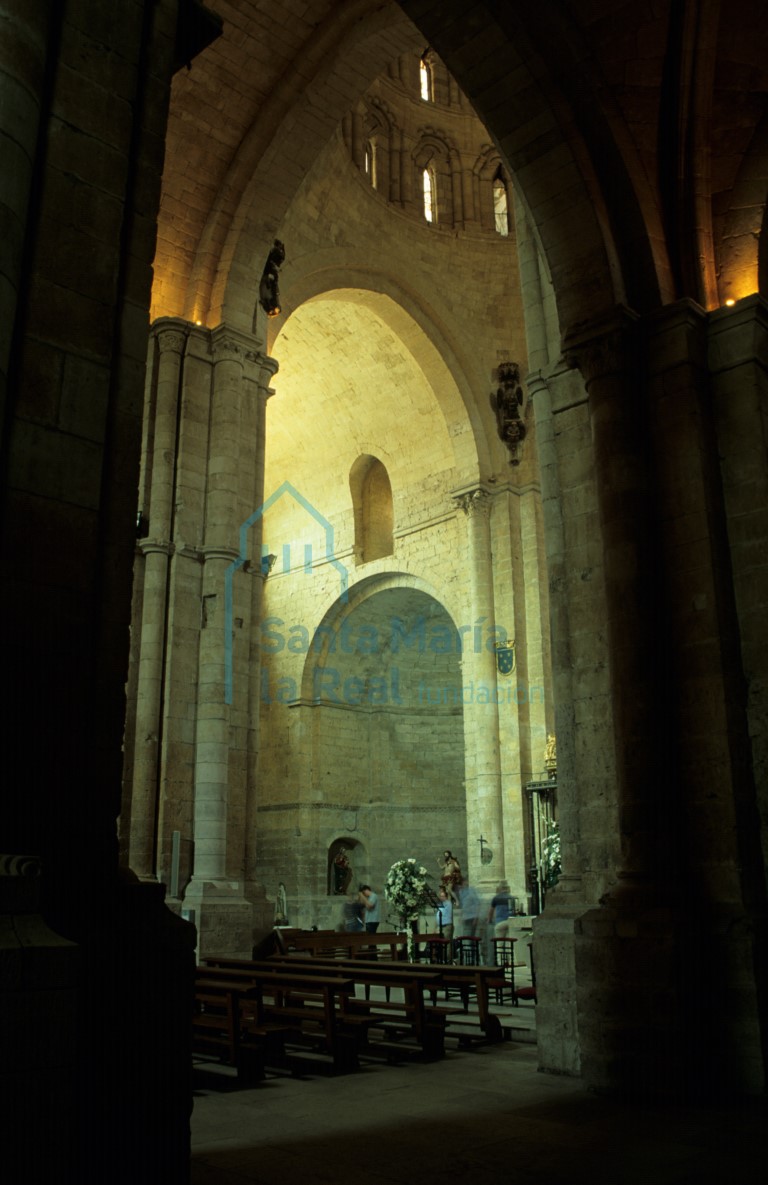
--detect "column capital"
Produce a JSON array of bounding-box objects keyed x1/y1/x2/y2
[
  {"x1": 452, "y1": 485, "x2": 494, "y2": 517},
  {"x1": 210, "y1": 322, "x2": 264, "y2": 367},
  {"x1": 138, "y1": 539, "x2": 174, "y2": 557},
  {"x1": 642, "y1": 298, "x2": 709, "y2": 376},
  {"x1": 200, "y1": 544, "x2": 240, "y2": 564},
  {"x1": 708, "y1": 293, "x2": 768, "y2": 374},
  {"x1": 152, "y1": 316, "x2": 192, "y2": 356},
  {"x1": 563, "y1": 304, "x2": 640, "y2": 386}
]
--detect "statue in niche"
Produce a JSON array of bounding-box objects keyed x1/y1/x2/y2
[
  {"x1": 332, "y1": 847, "x2": 352, "y2": 895},
  {"x1": 274, "y1": 881, "x2": 288, "y2": 926},
  {"x1": 544, "y1": 733, "x2": 557, "y2": 774},
  {"x1": 490, "y1": 361, "x2": 526, "y2": 464},
  {"x1": 436, "y1": 849, "x2": 462, "y2": 902},
  {"x1": 259, "y1": 239, "x2": 285, "y2": 318}
]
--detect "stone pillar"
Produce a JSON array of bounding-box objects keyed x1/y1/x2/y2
[
  {"x1": 245, "y1": 376, "x2": 277, "y2": 889},
  {"x1": 400, "y1": 130, "x2": 413, "y2": 209},
  {"x1": 351, "y1": 108, "x2": 365, "y2": 170},
  {"x1": 389, "y1": 126, "x2": 401, "y2": 205},
  {"x1": 0, "y1": 1, "x2": 57, "y2": 424},
  {"x1": 560, "y1": 301, "x2": 768, "y2": 1098},
  {"x1": 450, "y1": 158, "x2": 463, "y2": 228},
  {"x1": 128, "y1": 319, "x2": 189, "y2": 879},
  {"x1": 524, "y1": 363, "x2": 606, "y2": 1079},
  {"x1": 192, "y1": 329, "x2": 247, "y2": 882},
  {"x1": 461, "y1": 161, "x2": 475, "y2": 228},
  {"x1": 184, "y1": 325, "x2": 276, "y2": 957},
  {"x1": 709, "y1": 295, "x2": 768, "y2": 872},
  {"x1": 564, "y1": 307, "x2": 661, "y2": 894},
  {"x1": 644, "y1": 299, "x2": 768, "y2": 1093},
  {"x1": 455, "y1": 487, "x2": 504, "y2": 892}
]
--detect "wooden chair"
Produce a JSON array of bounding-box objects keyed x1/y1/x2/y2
[
  {"x1": 453, "y1": 935, "x2": 481, "y2": 965},
  {"x1": 490, "y1": 937, "x2": 517, "y2": 1004},
  {"x1": 514, "y1": 944, "x2": 537, "y2": 1004}
]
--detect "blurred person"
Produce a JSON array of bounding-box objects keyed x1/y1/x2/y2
[{"x1": 359, "y1": 884, "x2": 381, "y2": 933}]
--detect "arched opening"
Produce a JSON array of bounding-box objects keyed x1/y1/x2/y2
[
  {"x1": 493, "y1": 166, "x2": 509, "y2": 236},
  {"x1": 364, "y1": 139, "x2": 377, "y2": 188},
  {"x1": 305, "y1": 584, "x2": 467, "y2": 894},
  {"x1": 351, "y1": 454, "x2": 394, "y2": 563},
  {"x1": 419, "y1": 53, "x2": 433, "y2": 102},
  {"x1": 422, "y1": 165, "x2": 435, "y2": 222}
]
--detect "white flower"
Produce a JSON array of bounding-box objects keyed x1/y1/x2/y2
[{"x1": 384, "y1": 858, "x2": 438, "y2": 918}]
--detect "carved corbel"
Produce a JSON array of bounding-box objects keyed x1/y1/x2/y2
[{"x1": 490, "y1": 361, "x2": 528, "y2": 464}]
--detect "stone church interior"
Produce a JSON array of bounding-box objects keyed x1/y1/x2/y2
[{"x1": 2, "y1": 1, "x2": 767, "y2": 1181}]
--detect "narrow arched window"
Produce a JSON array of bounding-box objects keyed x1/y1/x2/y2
[
  {"x1": 422, "y1": 167, "x2": 435, "y2": 223},
  {"x1": 493, "y1": 167, "x2": 509, "y2": 236},
  {"x1": 350, "y1": 455, "x2": 393, "y2": 563},
  {"x1": 420, "y1": 55, "x2": 433, "y2": 102},
  {"x1": 364, "y1": 140, "x2": 377, "y2": 189}
]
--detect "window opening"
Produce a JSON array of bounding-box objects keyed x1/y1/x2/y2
[
  {"x1": 423, "y1": 167, "x2": 434, "y2": 223},
  {"x1": 364, "y1": 140, "x2": 377, "y2": 189},
  {"x1": 351, "y1": 455, "x2": 393, "y2": 563},
  {"x1": 420, "y1": 55, "x2": 432, "y2": 102},
  {"x1": 493, "y1": 168, "x2": 509, "y2": 236}
]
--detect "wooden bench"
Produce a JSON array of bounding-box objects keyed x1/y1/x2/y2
[
  {"x1": 357, "y1": 958, "x2": 506, "y2": 1044},
  {"x1": 197, "y1": 963, "x2": 361, "y2": 1073},
  {"x1": 193, "y1": 972, "x2": 292, "y2": 1080},
  {"x1": 204, "y1": 955, "x2": 451, "y2": 1059},
  {"x1": 272, "y1": 956, "x2": 452, "y2": 1059},
  {"x1": 435, "y1": 965, "x2": 506, "y2": 1042},
  {"x1": 274, "y1": 929, "x2": 408, "y2": 960}
]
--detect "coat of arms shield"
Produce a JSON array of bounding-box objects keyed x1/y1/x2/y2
[{"x1": 494, "y1": 640, "x2": 516, "y2": 675}]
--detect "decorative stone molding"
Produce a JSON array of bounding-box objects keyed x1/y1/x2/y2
[
  {"x1": 138, "y1": 539, "x2": 174, "y2": 557},
  {"x1": 210, "y1": 323, "x2": 265, "y2": 369},
  {"x1": 454, "y1": 486, "x2": 492, "y2": 517},
  {"x1": 0, "y1": 853, "x2": 41, "y2": 877},
  {"x1": 643, "y1": 298, "x2": 708, "y2": 377},
  {"x1": 155, "y1": 329, "x2": 187, "y2": 356},
  {"x1": 200, "y1": 545, "x2": 240, "y2": 564},
  {"x1": 708, "y1": 293, "x2": 768, "y2": 373},
  {"x1": 562, "y1": 305, "x2": 640, "y2": 387},
  {"x1": 416, "y1": 126, "x2": 458, "y2": 156}
]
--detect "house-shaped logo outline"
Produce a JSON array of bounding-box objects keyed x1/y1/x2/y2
[{"x1": 224, "y1": 480, "x2": 349, "y2": 704}]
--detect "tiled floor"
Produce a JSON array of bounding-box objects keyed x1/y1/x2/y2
[{"x1": 189, "y1": 995, "x2": 766, "y2": 1185}]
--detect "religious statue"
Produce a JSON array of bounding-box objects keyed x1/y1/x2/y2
[
  {"x1": 274, "y1": 881, "x2": 288, "y2": 926},
  {"x1": 333, "y1": 847, "x2": 352, "y2": 895},
  {"x1": 544, "y1": 733, "x2": 557, "y2": 773},
  {"x1": 259, "y1": 238, "x2": 285, "y2": 318},
  {"x1": 436, "y1": 849, "x2": 462, "y2": 902},
  {"x1": 490, "y1": 361, "x2": 526, "y2": 464}
]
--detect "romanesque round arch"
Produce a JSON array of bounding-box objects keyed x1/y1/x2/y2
[{"x1": 269, "y1": 270, "x2": 494, "y2": 477}]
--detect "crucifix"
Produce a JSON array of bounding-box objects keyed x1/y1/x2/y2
[{"x1": 478, "y1": 835, "x2": 494, "y2": 865}]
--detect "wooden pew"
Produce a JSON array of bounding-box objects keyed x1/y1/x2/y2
[
  {"x1": 435, "y1": 965, "x2": 506, "y2": 1042},
  {"x1": 197, "y1": 963, "x2": 360, "y2": 1073},
  {"x1": 193, "y1": 972, "x2": 292, "y2": 1080},
  {"x1": 349, "y1": 958, "x2": 506, "y2": 1044},
  {"x1": 275, "y1": 929, "x2": 408, "y2": 960},
  {"x1": 204, "y1": 955, "x2": 451, "y2": 1059},
  {"x1": 270, "y1": 956, "x2": 451, "y2": 1058}
]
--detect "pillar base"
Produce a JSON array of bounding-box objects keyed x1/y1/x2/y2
[
  {"x1": 573, "y1": 896, "x2": 766, "y2": 1100},
  {"x1": 184, "y1": 878, "x2": 273, "y2": 958},
  {"x1": 1, "y1": 870, "x2": 79, "y2": 1185}
]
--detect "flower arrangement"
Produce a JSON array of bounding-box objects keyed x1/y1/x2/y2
[
  {"x1": 384, "y1": 858, "x2": 437, "y2": 920},
  {"x1": 385, "y1": 858, "x2": 438, "y2": 961},
  {"x1": 542, "y1": 820, "x2": 561, "y2": 889}
]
